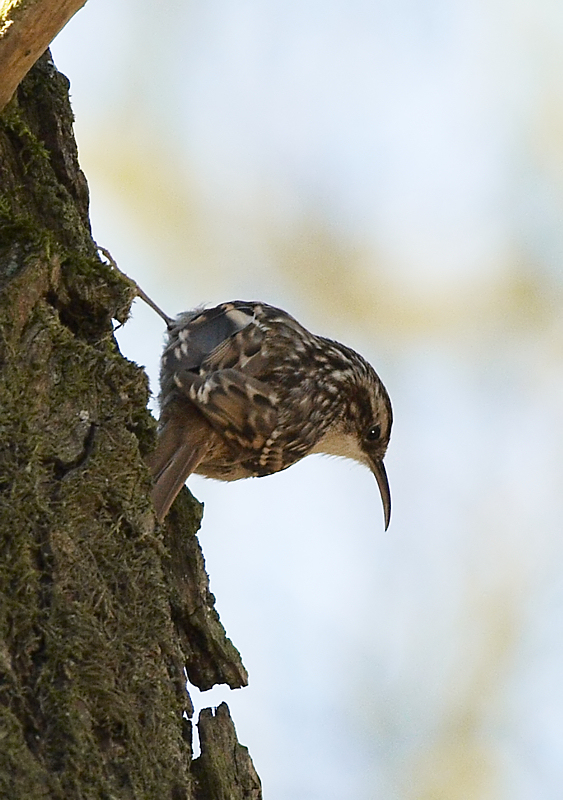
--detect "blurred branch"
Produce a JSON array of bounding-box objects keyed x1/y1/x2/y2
[{"x1": 0, "y1": 0, "x2": 85, "y2": 111}]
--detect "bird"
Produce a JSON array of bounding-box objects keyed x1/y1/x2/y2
[{"x1": 146, "y1": 301, "x2": 393, "y2": 528}]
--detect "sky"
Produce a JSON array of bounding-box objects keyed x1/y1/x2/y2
[{"x1": 52, "y1": 2, "x2": 563, "y2": 798}]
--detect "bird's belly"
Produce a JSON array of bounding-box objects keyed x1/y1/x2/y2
[{"x1": 194, "y1": 461, "x2": 257, "y2": 481}]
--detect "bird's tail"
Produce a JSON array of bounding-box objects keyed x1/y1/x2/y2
[{"x1": 147, "y1": 404, "x2": 212, "y2": 522}]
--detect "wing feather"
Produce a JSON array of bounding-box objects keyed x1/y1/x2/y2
[{"x1": 174, "y1": 368, "x2": 278, "y2": 452}]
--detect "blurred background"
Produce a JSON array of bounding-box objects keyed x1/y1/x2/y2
[{"x1": 53, "y1": 2, "x2": 563, "y2": 798}]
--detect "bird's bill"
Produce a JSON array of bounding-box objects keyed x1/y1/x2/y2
[{"x1": 371, "y1": 459, "x2": 391, "y2": 530}]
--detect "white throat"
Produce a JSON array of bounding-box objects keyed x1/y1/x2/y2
[{"x1": 308, "y1": 425, "x2": 369, "y2": 467}]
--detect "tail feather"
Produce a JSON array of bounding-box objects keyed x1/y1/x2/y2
[{"x1": 147, "y1": 404, "x2": 213, "y2": 522}]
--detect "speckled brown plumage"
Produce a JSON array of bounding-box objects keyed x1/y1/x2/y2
[{"x1": 147, "y1": 301, "x2": 393, "y2": 527}]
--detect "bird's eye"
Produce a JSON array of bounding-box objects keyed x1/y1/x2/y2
[{"x1": 366, "y1": 424, "x2": 381, "y2": 441}]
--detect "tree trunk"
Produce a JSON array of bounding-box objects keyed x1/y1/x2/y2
[{"x1": 0, "y1": 51, "x2": 260, "y2": 800}]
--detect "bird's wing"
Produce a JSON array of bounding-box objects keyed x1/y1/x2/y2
[
  {"x1": 174, "y1": 367, "x2": 278, "y2": 453},
  {"x1": 165, "y1": 303, "x2": 258, "y2": 371}
]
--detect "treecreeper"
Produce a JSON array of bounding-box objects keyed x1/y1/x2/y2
[{"x1": 145, "y1": 300, "x2": 393, "y2": 528}]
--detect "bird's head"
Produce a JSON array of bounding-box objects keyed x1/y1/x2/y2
[{"x1": 309, "y1": 349, "x2": 393, "y2": 529}]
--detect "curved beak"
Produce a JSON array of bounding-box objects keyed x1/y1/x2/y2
[{"x1": 371, "y1": 459, "x2": 391, "y2": 530}]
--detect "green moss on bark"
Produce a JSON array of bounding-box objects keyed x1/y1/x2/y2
[{"x1": 0, "y1": 51, "x2": 252, "y2": 800}]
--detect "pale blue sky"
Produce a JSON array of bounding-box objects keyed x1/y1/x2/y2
[{"x1": 53, "y1": 3, "x2": 563, "y2": 797}]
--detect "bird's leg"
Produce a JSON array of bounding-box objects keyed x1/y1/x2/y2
[{"x1": 97, "y1": 245, "x2": 174, "y2": 329}]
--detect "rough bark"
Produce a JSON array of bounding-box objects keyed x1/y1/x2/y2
[
  {"x1": 0, "y1": 51, "x2": 259, "y2": 800},
  {"x1": 193, "y1": 705, "x2": 262, "y2": 800}
]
